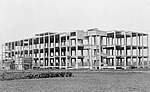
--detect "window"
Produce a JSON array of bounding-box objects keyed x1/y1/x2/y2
[{"x1": 70, "y1": 32, "x2": 76, "y2": 36}]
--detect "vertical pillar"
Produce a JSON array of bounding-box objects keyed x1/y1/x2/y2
[
  {"x1": 117, "y1": 38, "x2": 119, "y2": 45},
  {"x1": 138, "y1": 35, "x2": 141, "y2": 67},
  {"x1": 16, "y1": 42, "x2": 18, "y2": 67},
  {"x1": 1, "y1": 44, "x2": 4, "y2": 69},
  {"x1": 76, "y1": 32, "x2": 78, "y2": 69},
  {"x1": 5, "y1": 43, "x2": 7, "y2": 69},
  {"x1": 38, "y1": 37, "x2": 41, "y2": 67},
  {"x1": 22, "y1": 41, "x2": 24, "y2": 69},
  {"x1": 28, "y1": 39, "x2": 30, "y2": 69},
  {"x1": 106, "y1": 36, "x2": 108, "y2": 56},
  {"x1": 69, "y1": 36, "x2": 71, "y2": 67},
  {"x1": 139, "y1": 35, "x2": 141, "y2": 46},
  {"x1": 28, "y1": 39, "x2": 30, "y2": 57},
  {"x1": 131, "y1": 32, "x2": 133, "y2": 65},
  {"x1": 10, "y1": 42, "x2": 12, "y2": 60},
  {"x1": 124, "y1": 32, "x2": 127, "y2": 68},
  {"x1": 105, "y1": 36, "x2": 109, "y2": 67},
  {"x1": 13, "y1": 42, "x2": 14, "y2": 59},
  {"x1": 49, "y1": 36, "x2": 51, "y2": 67},
  {"x1": 139, "y1": 35, "x2": 141, "y2": 66},
  {"x1": 111, "y1": 37, "x2": 113, "y2": 45},
  {"x1": 136, "y1": 33, "x2": 139, "y2": 68},
  {"x1": 87, "y1": 36, "x2": 90, "y2": 69},
  {"x1": 89, "y1": 35, "x2": 93, "y2": 69},
  {"x1": 120, "y1": 38, "x2": 122, "y2": 46},
  {"x1": 120, "y1": 38, "x2": 122, "y2": 56},
  {"x1": 54, "y1": 35, "x2": 56, "y2": 67},
  {"x1": 66, "y1": 35, "x2": 68, "y2": 69},
  {"x1": 4, "y1": 44, "x2": 6, "y2": 69},
  {"x1": 18, "y1": 41, "x2": 20, "y2": 64},
  {"x1": 95, "y1": 35, "x2": 98, "y2": 69},
  {"x1": 4, "y1": 44, "x2": 6, "y2": 63},
  {"x1": 94, "y1": 36, "x2": 96, "y2": 45},
  {"x1": 59, "y1": 36, "x2": 62, "y2": 69},
  {"x1": 47, "y1": 36, "x2": 49, "y2": 66},
  {"x1": 32, "y1": 38, "x2": 34, "y2": 68},
  {"x1": 147, "y1": 34, "x2": 149, "y2": 67},
  {"x1": 114, "y1": 31, "x2": 116, "y2": 69},
  {"x1": 142, "y1": 34, "x2": 144, "y2": 68},
  {"x1": 109, "y1": 37, "x2": 111, "y2": 45},
  {"x1": 99, "y1": 35, "x2": 101, "y2": 70}
]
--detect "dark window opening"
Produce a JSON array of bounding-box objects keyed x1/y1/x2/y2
[{"x1": 71, "y1": 32, "x2": 76, "y2": 36}]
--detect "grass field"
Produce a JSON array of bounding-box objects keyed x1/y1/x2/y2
[{"x1": 0, "y1": 70, "x2": 150, "y2": 92}]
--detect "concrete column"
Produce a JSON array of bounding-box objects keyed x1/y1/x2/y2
[
  {"x1": 99, "y1": 35, "x2": 101, "y2": 70},
  {"x1": 38, "y1": 37, "x2": 41, "y2": 67},
  {"x1": 139, "y1": 36, "x2": 140, "y2": 46},
  {"x1": 54, "y1": 35, "x2": 56, "y2": 67},
  {"x1": 48, "y1": 36, "x2": 50, "y2": 66},
  {"x1": 28, "y1": 39, "x2": 30, "y2": 57},
  {"x1": 114, "y1": 31, "x2": 116, "y2": 69},
  {"x1": 124, "y1": 32, "x2": 127, "y2": 68},
  {"x1": 59, "y1": 36, "x2": 62, "y2": 69},
  {"x1": 12, "y1": 42, "x2": 15, "y2": 60},
  {"x1": 95, "y1": 35, "x2": 98, "y2": 69},
  {"x1": 22, "y1": 41, "x2": 24, "y2": 69},
  {"x1": 90, "y1": 35, "x2": 93, "y2": 69},
  {"x1": 69, "y1": 36, "x2": 71, "y2": 67},
  {"x1": 5, "y1": 43, "x2": 8, "y2": 68},
  {"x1": 32, "y1": 38, "x2": 34, "y2": 68},
  {"x1": 75, "y1": 33, "x2": 78, "y2": 68},
  {"x1": 117, "y1": 38, "x2": 119, "y2": 45},
  {"x1": 139, "y1": 35, "x2": 141, "y2": 66},
  {"x1": 107, "y1": 37, "x2": 109, "y2": 45},
  {"x1": 111, "y1": 37, "x2": 113, "y2": 45},
  {"x1": 120, "y1": 38, "x2": 122, "y2": 46},
  {"x1": 147, "y1": 34, "x2": 149, "y2": 67},
  {"x1": 66, "y1": 35, "x2": 68, "y2": 69},
  {"x1": 48, "y1": 36, "x2": 51, "y2": 67},
  {"x1": 136, "y1": 33, "x2": 139, "y2": 67},
  {"x1": 142, "y1": 34, "x2": 144, "y2": 68},
  {"x1": 106, "y1": 36, "x2": 107, "y2": 46},
  {"x1": 120, "y1": 38, "x2": 123, "y2": 56},
  {"x1": 22, "y1": 41, "x2": 25, "y2": 58},
  {"x1": 10, "y1": 43, "x2": 12, "y2": 60},
  {"x1": 131, "y1": 32, "x2": 133, "y2": 65},
  {"x1": 17, "y1": 41, "x2": 19, "y2": 59},
  {"x1": 94, "y1": 36, "x2": 96, "y2": 45},
  {"x1": 1, "y1": 44, "x2": 4, "y2": 69},
  {"x1": 138, "y1": 34, "x2": 141, "y2": 66},
  {"x1": 106, "y1": 36, "x2": 108, "y2": 56}
]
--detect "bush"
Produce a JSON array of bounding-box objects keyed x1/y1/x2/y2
[
  {"x1": 0, "y1": 71, "x2": 73, "y2": 81},
  {"x1": 129, "y1": 65, "x2": 137, "y2": 69}
]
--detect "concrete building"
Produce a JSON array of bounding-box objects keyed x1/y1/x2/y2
[{"x1": 1, "y1": 28, "x2": 149, "y2": 70}]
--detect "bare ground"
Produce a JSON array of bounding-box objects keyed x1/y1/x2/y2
[{"x1": 0, "y1": 70, "x2": 150, "y2": 92}]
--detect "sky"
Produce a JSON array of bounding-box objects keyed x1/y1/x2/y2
[{"x1": 0, "y1": 0, "x2": 150, "y2": 52}]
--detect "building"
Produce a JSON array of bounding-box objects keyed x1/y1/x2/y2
[{"x1": 1, "y1": 28, "x2": 149, "y2": 70}]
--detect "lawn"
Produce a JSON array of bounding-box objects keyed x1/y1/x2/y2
[{"x1": 0, "y1": 70, "x2": 150, "y2": 92}]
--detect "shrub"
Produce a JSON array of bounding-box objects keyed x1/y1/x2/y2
[
  {"x1": 129, "y1": 65, "x2": 137, "y2": 69},
  {"x1": 0, "y1": 71, "x2": 73, "y2": 81}
]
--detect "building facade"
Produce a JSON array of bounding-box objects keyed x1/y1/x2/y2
[{"x1": 1, "y1": 28, "x2": 149, "y2": 70}]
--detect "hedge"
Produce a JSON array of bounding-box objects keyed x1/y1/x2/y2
[{"x1": 0, "y1": 71, "x2": 72, "y2": 81}]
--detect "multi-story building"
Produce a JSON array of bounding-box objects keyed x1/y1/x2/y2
[{"x1": 1, "y1": 28, "x2": 149, "y2": 70}]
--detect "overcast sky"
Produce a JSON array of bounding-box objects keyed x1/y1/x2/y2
[{"x1": 0, "y1": 0, "x2": 150, "y2": 50}]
